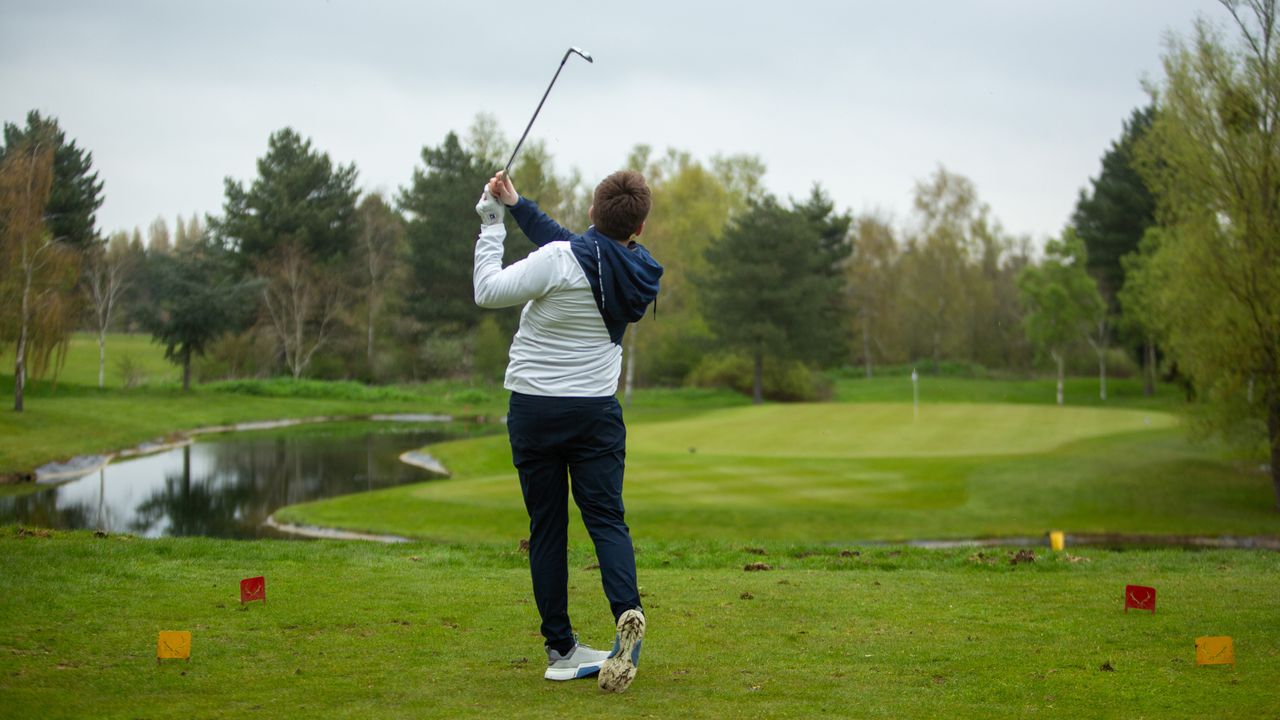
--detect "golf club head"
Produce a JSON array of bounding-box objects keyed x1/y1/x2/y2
[{"x1": 505, "y1": 46, "x2": 594, "y2": 175}]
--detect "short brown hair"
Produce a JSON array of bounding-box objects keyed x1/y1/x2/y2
[{"x1": 592, "y1": 170, "x2": 651, "y2": 240}]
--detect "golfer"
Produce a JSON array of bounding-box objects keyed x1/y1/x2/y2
[{"x1": 473, "y1": 169, "x2": 662, "y2": 693}]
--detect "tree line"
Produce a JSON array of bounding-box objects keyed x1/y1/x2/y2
[{"x1": 1, "y1": 0, "x2": 1277, "y2": 503}]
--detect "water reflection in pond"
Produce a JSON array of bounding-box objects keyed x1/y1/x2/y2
[{"x1": 0, "y1": 422, "x2": 477, "y2": 539}]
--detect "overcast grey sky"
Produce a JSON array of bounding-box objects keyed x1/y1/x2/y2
[{"x1": 0, "y1": 0, "x2": 1223, "y2": 244}]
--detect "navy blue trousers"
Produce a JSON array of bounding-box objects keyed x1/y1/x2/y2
[{"x1": 506, "y1": 392, "x2": 641, "y2": 650}]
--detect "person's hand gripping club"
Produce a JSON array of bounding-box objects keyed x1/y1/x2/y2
[{"x1": 475, "y1": 171, "x2": 520, "y2": 226}]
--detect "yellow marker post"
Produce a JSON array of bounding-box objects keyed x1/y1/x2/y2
[
  {"x1": 1049, "y1": 531, "x2": 1065, "y2": 551},
  {"x1": 157, "y1": 631, "x2": 191, "y2": 663},
  {"x1": 1195, "y1": 636, "x2": 1234, "y2": 666}
]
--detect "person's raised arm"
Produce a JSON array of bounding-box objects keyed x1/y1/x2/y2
[
  {"x1": 488, "y1": 170, "x2": 573, "y2": 248},
  {"x1": 473, "y1": 185, "x2": 562, "y2": 308}
]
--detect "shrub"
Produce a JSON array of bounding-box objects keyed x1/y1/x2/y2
[
  {"x1": 686, "y1": 353, "x2": 831, "y2": 402},
  {"x1": 116, "y1": 354, "x2": 145, "y2": 388},
  {"x1": 417, "y1": 334, "x2": 467, "y2": 380},
  {"x1": 194, "y1": 330, "x2": 275, "y2": 382},
  {"x1": 205, "y1": 377, "x2": 422, "y2": 401},
  {"x1": 472, "y1": 316, "x2": 509, "y2": 383},
  {"x1": 448, "y1": 386, "x2": 500, "y2": 406},
  {"x1": 1064, "y1": 347, "x2": 1140, "y2": 378},
  {"x1": 830, "y1": 361, "x2": 990, "y2": 380}
]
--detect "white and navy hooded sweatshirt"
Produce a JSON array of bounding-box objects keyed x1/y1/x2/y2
[{"x1": 473, "y1": 197, "x2": 663, "y2": 397}]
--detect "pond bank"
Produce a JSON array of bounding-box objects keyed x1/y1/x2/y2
[
  {"x1": 265, "y1": 447, "x2": 453, "y2": 542},
  {"x1": 2, "y1": 422, "x2": 461, "y2": 539},
  {"x1": 7, "y1": 413, "x2": 458, "y2": 486},
  {"x1": 261, "y1": 516, "x2": 413, "y2": 543}
]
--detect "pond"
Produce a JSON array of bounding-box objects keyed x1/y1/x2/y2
[{"x1": 0, "y1": 421, "x2": 479, "y2": 539}]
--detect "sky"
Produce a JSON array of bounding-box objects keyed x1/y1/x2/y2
[{"x1": 0, "y1": 0, "x2": 1225, "y2": 245}]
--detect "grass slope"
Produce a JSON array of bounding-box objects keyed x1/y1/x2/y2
[
  {"x1": 281, "y1": 405, "x2": 1279, "y2": 543},
  {"x1": 631, "y1": 402, "x2": 1177, "y2": 458},
  {"x1": 2, "y1": 530, "x2": 1277, "y2": 719},
  {"x1": 0, "y1": 332, "x2": 180, "y2": 389}
]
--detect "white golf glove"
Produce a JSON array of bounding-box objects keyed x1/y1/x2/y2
[{"x1": 476, "y1": 187, "x2": 504, "y2": 226}]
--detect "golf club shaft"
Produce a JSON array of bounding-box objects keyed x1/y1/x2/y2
[{"x1": 504, "y1": 52, "x2": 573, "y2": 176}]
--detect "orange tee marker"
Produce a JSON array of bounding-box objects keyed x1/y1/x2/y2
[
  {"x1": 156, "y1": 631, "x2": 191, "y2": 663},
  {"x1": 1195, "y1": 636, "x2": 1235, "y2": 666},
  {"x1": 240, "y1": 576, "x2": 266, "y2": 605}
]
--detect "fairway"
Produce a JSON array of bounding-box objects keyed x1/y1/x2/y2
[
  {"x1": 280, "y1": 402, "x2": 1279, "y2": 544},
  {"x1": 630, "y1": 403, "x2": 1178, "y2": 458}
]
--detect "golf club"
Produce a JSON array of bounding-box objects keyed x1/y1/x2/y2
[{"x1": 503, "y1": 46, "x2": 593, "y2": 177}]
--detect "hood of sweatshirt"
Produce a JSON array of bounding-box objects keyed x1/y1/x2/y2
[{"x1": 570, "y1": 227, "x2": 664, "y2": 345}]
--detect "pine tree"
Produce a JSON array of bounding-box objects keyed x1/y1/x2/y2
[
  {"x1": 1072, "y1": 106, "x2": 1157, "y2": 308},
  {"x1": 699, "y1": 196, "x2": 847, "y2": 403},
  {"x1": 0, "y1": 110, "x2": 104, "y2": 249},
  {"x1": 211, "y1": 128, "x2": 359, "y2": 267},
  {"x1": 396, "y1": 132, "x2": 488, "y2": 332},
  {"x1": 136, "y1": 240, "x2": 259, "y2": 390}
]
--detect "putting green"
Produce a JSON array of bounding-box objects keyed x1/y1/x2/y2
[{"x1": 630, "y1": 402, "x2": 1178, "y2": 458}]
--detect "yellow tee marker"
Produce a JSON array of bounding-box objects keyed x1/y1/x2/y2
[
  {"x1": 157, "y1": 631, "x2": 191, "y2": 663},
  {"x1": 1049, "y1": 531, "x2": 1065, "y2": 551},
  {"x1": 1195, "y1": 636, "x2": 1234, "y2": 666}
]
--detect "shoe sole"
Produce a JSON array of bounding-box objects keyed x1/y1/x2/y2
[
  {"x1": 544, "y1": 661, "x2": 603, "y2": 681},
  {"x1": 598, "y1": 610, "x2": 645, "y2": 693}
]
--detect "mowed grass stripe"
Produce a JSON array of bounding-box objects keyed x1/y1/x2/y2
[
  {"x1": 280, "y1": 405, "x2": 1278, "y2": 542},
  {"x1": 629, "y1": 403, "x2": 1178, "y2": 458}
]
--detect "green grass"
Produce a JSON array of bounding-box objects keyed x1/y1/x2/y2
[
  {"x1": 0, "y1": 379, "x2": 505, "y2": 477},
  {"x1": 2, "y1": 529, "x2": 1277, "y2": 719},
  {"x1": 0, "y1": 332, "x2": 180, "y2": 389},
  {"x1": 832, "y1": 373, "x2": 1184, "y2": 410},
  {"x1": 632, "y1": 402, "x2": 1177, "y2": 457},
  {"x1": 281, "y1": 403, "x2": 1279, "y2": 543},
  {"x1": 5, "y1": 341, "x2": 1278, "y2": 717}
]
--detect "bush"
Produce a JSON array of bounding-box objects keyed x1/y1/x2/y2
[
  {"x1": 830, "y1": 361, "x2": 990, "y2": 380},
  {"x1": 417, "y1": 334, "x2": 467, "y2": 380},
  {"x1": 206, "y1": 378, "x2": 422, "y2": 401},
  {"x1": 472, "y1": 316, "x2": 509, "y2": 383},
  {"x1": 194, "y1": 330, "x2": 276, "y2": 382},
  {"x1": 116, "y1": 354, "x2": 146, "y2": 388},
  {"x1": 686, "y1": 353, "x2": 831, "y2": 402},
  {"x1": 635, "y1": 322, "x2": 716, "y2": 387},
  {"x1": 1063, "y1": 347, "x2": 1140, "y2": 378},
  {"x1": 447, "y1": 386, "x2": 502, "y2": 407}
]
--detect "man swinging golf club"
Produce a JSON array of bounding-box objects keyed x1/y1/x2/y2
[{"x1": 473, "y1": 168, "x2": 661, "y2": 693}]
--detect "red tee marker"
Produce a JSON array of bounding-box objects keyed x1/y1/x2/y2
[
  {"x1": 1124, "y1": 584, "x2": 1156, "y2": 613},
  {"x1": 240, "y1": 576, "x2": 266, "y2": 605}
]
